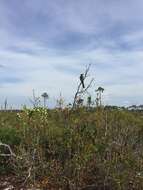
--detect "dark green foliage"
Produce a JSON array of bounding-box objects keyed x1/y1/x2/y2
[{"x1": 0, "y1": 127, "x2": 21, "y2": 146}]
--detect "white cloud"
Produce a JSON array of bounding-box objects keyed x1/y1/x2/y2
[{"x1": 0, "y1": 0, "x2": 143, "y2": 107}]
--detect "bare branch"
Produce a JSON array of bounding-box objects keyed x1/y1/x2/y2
[
  {"x1": 0, "y1": 142, "x2": 16, "y2": 157},
  {"x1": 29, "y1": 89, "x2": 40, "y2": 108},
  {"x1": 72, "y1": 64, "x2": 93, "y2": 109},
  {"x1": 78, "y1": 78, "x2": 94, "y2": 94},
  {"x1": 84, "y1": 63, "x2": 91, "y2": 78},
  {"x1": 23, "y1": 148, "x2": 36, "y2": 185},
  {"x1": 23, "y1": 166, "x2": 32, "y2": 185}
]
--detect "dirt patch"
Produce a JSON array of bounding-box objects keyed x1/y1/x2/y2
[{"x1": 0, "y1": 175, "x2": 24, "y2": 190}]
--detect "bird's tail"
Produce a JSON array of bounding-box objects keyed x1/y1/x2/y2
[{"x1": 82, "y1": 82, "x2": 85, "y2": 88}]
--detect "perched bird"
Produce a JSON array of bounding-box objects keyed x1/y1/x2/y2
[{"x1": 80, "y1": 74, "x2": 85, "y2": 88}]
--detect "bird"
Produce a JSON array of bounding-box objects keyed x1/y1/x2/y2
[{"x1": 80, "y1": 74, "x2": 85, "y2": 88}]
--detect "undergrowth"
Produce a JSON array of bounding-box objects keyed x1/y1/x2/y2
[{"x1": 0, "y1": 107, "x2": 143, "y2": 189}]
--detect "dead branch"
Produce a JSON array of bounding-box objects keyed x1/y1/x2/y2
[
  {"x1": 23, "y1": 166, "x2": 32, "y2": 185},
  {"x1": 29, "y1": 89, "x2": 40, "y2": 108},
  {"x1": 0, "y1": 142, "x2": 16, "y2": 157},
  {"x1": 72, "y1": 64, "x2": 94, "y2": 109},
  {"x1": 23, "y1": 148, "x2": 36, "y2": 186},
  {"x1": 78, "y1": 78, "x2": 94, "y2": 94}
]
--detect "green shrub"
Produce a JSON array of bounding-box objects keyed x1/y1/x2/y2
[{"x1": 0, "y1": 127, "x2": 21, "y2": 146}]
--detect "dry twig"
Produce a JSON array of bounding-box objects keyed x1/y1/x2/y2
[{"x1": 0, "y1": 142, "x2": 16, "y2": 157}]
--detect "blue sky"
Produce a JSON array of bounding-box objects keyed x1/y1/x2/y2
[{"x1": 0, "y1": 0, "x2": 143, "y2": 108}]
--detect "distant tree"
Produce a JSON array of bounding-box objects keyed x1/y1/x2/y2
[
  {"x1": 76, "y1": 96, "x2": 84, "y2": 107},
  {"x1": 95, "y1": 87, "x2": 104, "y2": 107},
  {"x1": 87, "y1": 95, "x2": 92, "y2": 108},
  {"x1": 41, "y1": 92, "x2": 49, "y2": 108},
  {"x1": 4, "y1": 98, "x2": 8, "y2": 111},
  {"x1": 56, "y1": 93, "x2": 65, "y2": 109},
  {"x1": 29, "y1": 89, "x2": 40, "y2": 108}
]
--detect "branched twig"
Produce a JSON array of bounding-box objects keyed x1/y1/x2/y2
[
  {"x1": 23, "y1": 148, "x2": 36, "y2": 186},
  {"x1": 23, "y1": 166, "x2": 32, "y2": 185},
  {"x1": 0, "y1": 142, "x2": 16, "y2": 157},
  {"x1": 29, "y1": 89, "x2": 40, "y2": 108},
  {"x1": 78, "y1": 78, "x2": 94, "y2": 94},
  {"x1": 72, "y1": 64, "x2": 94, "y2": 109}
]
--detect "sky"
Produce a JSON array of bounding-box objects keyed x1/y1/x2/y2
[{"x1": 0, "y1": 0, "x2": 143, "y2": 108}]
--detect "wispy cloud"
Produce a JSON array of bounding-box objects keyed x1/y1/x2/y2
[{"x1": 0, "y1": 0, "x2": 143, "y2": 107}]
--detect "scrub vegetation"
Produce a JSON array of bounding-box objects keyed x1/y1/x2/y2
[
  {"x1": 0, "y1": 107, "x2": 143, "y2": 190},
  {"x1": 0, "y1": 66, "x2": 143, "y2": 189}
]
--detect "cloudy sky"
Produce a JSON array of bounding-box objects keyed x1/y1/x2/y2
[{"x1": 0, "y1": 0, "x2": 143, "y2": 108}]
